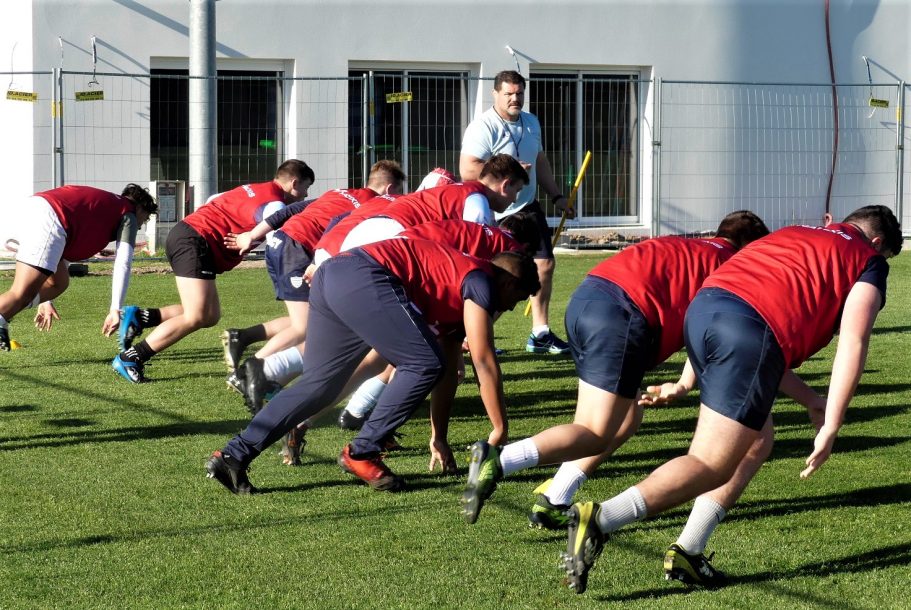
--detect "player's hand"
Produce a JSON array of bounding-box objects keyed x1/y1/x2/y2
[
  {"x1": 303, "y1": 263, "x2": 317, "y2": 285},
  {"x1": 101, "y1": 310, "x2": 121, "y2": 336},
  {"x1": 554, "y1": 195, "x2": 576, "y2": 220},
  {"x1": 800, "y1": 425, "x2": 838, "y2": 479},
  {"x1": 429, "y1": 438, "x2": 457, "y2": 474},
  {"x1": 638, "y1": 382, "x2": 689, "y2": 406},
  {"x1": 34, "y1": 302, "x2": 60, "y2": 331},
  {"x1": 224, "y1": 231, "x2": 255, "y2": 256},
  {"x1": 487, "y1": 426, "x2": 507, "y2": 448}
]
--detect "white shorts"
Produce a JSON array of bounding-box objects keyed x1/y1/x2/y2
[
  {"x1": 339, "y1": 217, "x2": 405, "y2": 253},
  {"x1": 0, "y1": 196, "x2": 67, "y2": 273}
]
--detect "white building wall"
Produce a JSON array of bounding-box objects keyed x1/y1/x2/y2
[{"x1": 5, "y1": 0, "x2": 909, "y2": 227}]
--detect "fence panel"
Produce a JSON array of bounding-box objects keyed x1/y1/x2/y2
[{"x1": 658, "y1": 81, "x2": 901, "y2": 235}]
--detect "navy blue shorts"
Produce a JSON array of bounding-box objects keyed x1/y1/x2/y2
[
  {"x1": 684, "y1": 287, "x2": 786, "y2": 431},
  {"x1": 564, "y1": 276, "x2": 657, "y2": 399},
  {"x1": 265, "y1": 230, "x2": 313, "y2": 302}
]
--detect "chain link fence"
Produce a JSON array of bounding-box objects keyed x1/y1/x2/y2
[{"x1": 3, "y1": 70, "x2": 908, "y2": 247}]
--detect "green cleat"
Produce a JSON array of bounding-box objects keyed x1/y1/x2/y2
[
  {"x1": 529, "y1": 498, "x2": 572, "y2": 530},
  {"x1": 663, "y1": 544, "x2": 727, "y2": 587},
  {"x1": 459, "y1": 441, "x2": 502, "y2": 524},
  {"x1": 562, "y1": 502, "x2": 606, "y2": 594}
]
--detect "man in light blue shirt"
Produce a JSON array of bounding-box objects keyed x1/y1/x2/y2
[{"x1": 460, "y1": 70, "x2": 573, "y2": 354}]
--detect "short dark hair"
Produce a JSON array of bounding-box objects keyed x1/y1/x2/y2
[
  {"x1": 491, "y1": 250, "x2": 540, "y2": 298},
  {"x1": 275, "y1": 159, "x2": 315, "y2": 184},
  {"x1": 121, "y1": 183, "x2": 157, "y2": 215},
  {"x1": 844, "y1": 204, "x2": 903, "y2": 256},
  {"x1": 494, "y1": 70, "x2": 526, "y2": 92},
  {"x1": 479, "y1": 154, "x2": 529, "y2": 186},
  {"x1": 715, "y1": 210, "x2": 769, "y2": 250},
  {"x1": 368, "y1": 160, "x2": 405, "y2": 190},
  {"x1": 498, "y1": 211, "x2": 541, "y2": 255}
]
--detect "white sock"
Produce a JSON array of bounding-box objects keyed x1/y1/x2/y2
[
  {"x1": 675, "y1": 495, "x2": 726, "y2": 555},
  {"x1": 263, "y1": 346, "x2": 303, "y2": 386},
  {"x1": 498, "y1": 438, "x2": 539, "y2": 476},
  {"x1": 345, "y1": 376, "x2": 387, "y2": 418},
  {"x1": 544, "y1": 463, "x2": 587, "y2": 506},
  {"x1": 532, "y1": 324, "x2": 550, "y2": 339},
  {"x1": 0, "y1": 314, "x2": 7, "y2": 328},
  {"x1": 596, "y1": 486, "x2": 648, "y2": 534}
]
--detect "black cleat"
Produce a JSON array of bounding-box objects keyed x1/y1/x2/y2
[
  {"x1": 664, "y1": 544, "x2": 727, "y2": 587},
  {"x1": 221, "y1": 329, "x2": 246, "y2": 373},
  {"x1": 226, "y1": 370, "x2": 246, "y2": 396},
  {"x1": 528, "y1": 482, "x2": 572, "y2": 531},
  {"x1": 0, "y1": 326, "x2": 10, "y2": 352},
  {"x1": 338, "y1": 409, "x2": 366, "y2": 431},
  {"x1": 243, "y1": 357, "x2": 280, "y2": 415},
  {"x1": 205, "y1": 450, "x2": 256, "y2": 495},
  {"x1": 459, "y1": 441, "x2": 502, "y2": 524},
  {"x1": 562, "y1": 502, "x2": 606, "y2": 594}
]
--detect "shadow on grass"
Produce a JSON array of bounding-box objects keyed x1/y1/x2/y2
[
  {"x1": 592, "y1": 542, "x2": 911, "y2": 605},
  {"x1": 0, "y1": 404, "x2": 38, "y2": 413},
  {"x1": 0, "y1": 418, "x2": 252, "y2": 451}
]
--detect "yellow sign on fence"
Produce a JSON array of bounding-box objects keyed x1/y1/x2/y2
[
  {"x1": 6, "y1": 90, "x2": 38, "y2": 102},
  {"x1": 75, "y1": 90, "x2": 105, "y2": 101},
  {"x1": 385, "y1": 91, "x2": 413, "y2": 103},
  {"x1": 868, "y1": 98, "x2": 889, "y2": 108}
]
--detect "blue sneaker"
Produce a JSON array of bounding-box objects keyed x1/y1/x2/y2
[
  {"x1": 112, "y1": 353, "x2": 146, "y2": 383},
  {"x1": 119, "y1": 306, "x2": 143, "y2": 351},
  {"x1": 526, "y1": 331, "x2": 571, "y2": 355}
]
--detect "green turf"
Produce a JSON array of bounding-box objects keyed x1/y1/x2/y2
[{"x1": 1, "y1": 253, "x2": 910, "y2": 609}]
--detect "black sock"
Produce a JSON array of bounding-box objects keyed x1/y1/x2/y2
[
  {"x1": 238, "y1": 324, "x2": 267, "y2": 346},
  {"x1": 139, "y1": 308, "x2": 162, "y2": 328},
  {"x1": 122, "y1": 340, "x2": 156, "y2": 364}
]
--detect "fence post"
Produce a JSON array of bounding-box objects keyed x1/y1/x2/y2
[
  {"x1": 361, "y1": 73, "x2": 368, "y2": 181},
  {"x1": 897, "y1": 81, "x2": 906, "y2": 224},
  {"x1": 651, "y1": 77, "x2": 662, "y2": 237},
  {"x1": 368, "y1": 71, "x2": 376, "y2": 167},
  {"x1": 52, "y1": 68, "x2": 63, "y2": 187}
]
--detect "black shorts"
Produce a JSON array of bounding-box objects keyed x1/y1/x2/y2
[
  {"x1": 265, "y1": 230, "x2": 313, "y2": 302},
  {"x1": 165, "y1": 221, "x2": 217, "y2": 280},
  {"x1": 514, "y1": 200, "x2": 554, "y2": 260}
]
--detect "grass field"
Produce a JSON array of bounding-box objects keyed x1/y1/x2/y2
[{"x1": 1, "y1": 253, "x2": 910, "y2": 609}]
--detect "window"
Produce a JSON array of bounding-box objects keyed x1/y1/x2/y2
[
  {"x1": 150, "y1": 69, "x2": 282, "y2": 193},
  {"x1": 348, "y1": 70, "x2": 467, "y2": 190},
  {"x1": 530, "y1": 72, "x2": 640, "y2": 224}
]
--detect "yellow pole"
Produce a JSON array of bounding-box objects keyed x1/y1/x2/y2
[{"x1": 524, "y1": 150, "x2": 593, "y2": 317}]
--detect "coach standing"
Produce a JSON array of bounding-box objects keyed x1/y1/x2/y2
[{"x1": 460, "y1": 70, "x2": 573, "y2": 355}]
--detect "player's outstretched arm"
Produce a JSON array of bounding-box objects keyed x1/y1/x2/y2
[
  {"x1": 463, "y1": 300, "x2": 507, "y2": 446},
  {"x1": 801, "y1": 281, "x2": 881, "y2": 479},
  {"x1": 428, "y1": 335, "x2": 462, "y2": 473}
]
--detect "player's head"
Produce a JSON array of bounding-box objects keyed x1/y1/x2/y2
[
  {"x1": 498, "y1": 211, "x2": 541, "y2": 256},
  {"x1": 844, "y1": 205, "x2": 903, "y2": 257},
  {"x1": 274, "y1": 159, "x2": 315, "y2": 202},
  {"x1": 490, "y1": 250, "x2": 540, "y2": 312},
  {"x1": 367, "y1": 160, "x2": 406, "y2": 195},
  {"x1": 492, "y1": 70, "x2": 526, "y2": 120},
  {"x1": 416, "y1": 167, "x2": 456, "y2": 192},
  {"x1": 479, "y1": 154, "x2": 529, "y2": 212},
  {"x1": 121, "y1": 183, "x2": 157, "y2": 223},
  {"x1": 715, "y1": 210, "x2": 769, "y2": 250}
]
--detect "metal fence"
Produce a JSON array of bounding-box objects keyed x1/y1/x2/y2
[{"x1": 3, "y1": 70, "x2": 908, "y2": 242}]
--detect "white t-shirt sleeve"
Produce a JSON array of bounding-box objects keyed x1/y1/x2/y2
[
  {"x1": 257, "y1": 201, "x2": 287, "y2": 242},
  {"x1": 461, "y1": 118, "x2": 494, "y2": 161},
  {"x1": 462, "y1": 193, "x2": 495, "y2": 225}
]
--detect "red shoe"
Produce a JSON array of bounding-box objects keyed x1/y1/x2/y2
[{"x1": 338, "y1": 444, "x2": 405, "y2": 491}]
